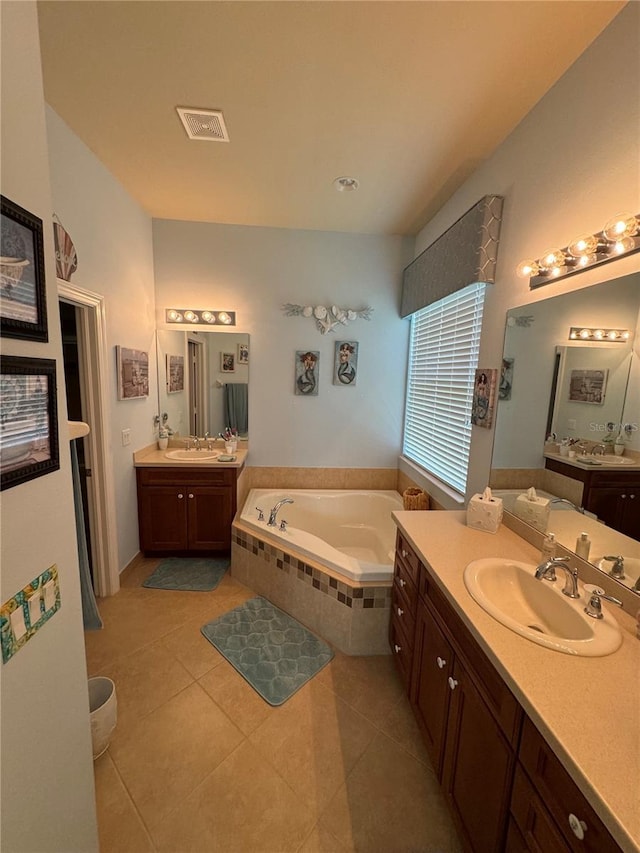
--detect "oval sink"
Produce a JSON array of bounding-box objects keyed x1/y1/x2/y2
[
  {"x1": 596, "y1": 556, "x2": 640, "y2": 585},
  {"x1": 463, "y1": 558, "x2": 622, "y2": 656},
  {"x1": 598, "y1": 455, "x2": 635, "y2": 466},
  {"x1": 165, "y1": 450, "x2": 219, "y2": 461}
]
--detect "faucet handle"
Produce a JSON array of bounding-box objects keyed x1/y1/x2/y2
[
  {"x1": 279, "y1": 519, "x2": 288, "y2": 531},
  {"x1": 584, "y1": 591, "x2": 623, "y2": 620},
  {"x1": 603, "y1": 555, "x2": 625, "y2": 578},
  {"x1": 256, "y1": 507, "x2": 265, "y2": 521}
]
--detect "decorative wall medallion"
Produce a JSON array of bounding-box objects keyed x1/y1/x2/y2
[{"x1": 282, "y1": 303, "x2": 373, "y2": 335}]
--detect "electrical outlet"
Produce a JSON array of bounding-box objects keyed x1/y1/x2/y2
[{"x1": 121, "y1": 428, "x2": 131, "y2": 446}]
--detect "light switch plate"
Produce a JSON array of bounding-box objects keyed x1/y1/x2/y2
[
  {"x1": 1, "y1": 565, "x2": 61, "y2": 664},
  {"x1": 122, "y1": 428, "x2": 131, "y2": 446}
]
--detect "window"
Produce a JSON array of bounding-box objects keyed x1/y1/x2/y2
[{"x1": 402, "y1": 282, "x2": 486, "y2": 494}]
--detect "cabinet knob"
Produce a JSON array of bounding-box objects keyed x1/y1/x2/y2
[
  {"x1": 630, "y1": 494, "x2": 636, "y2": 499},
  {"x1": 436, "y1": 656, "x2": 446, "y2": 669},
  {"x1": 402, "y1": 549, "x2": 408, "y2": 558},
  {"x1": 177, "y1": 493, "x2": 184, "y2": 499},
  {"x1": 394, "y1": 644, "x2": 402, "y2": 654},
  {"x1": 398, "y1": 578, "x2": 406, "y2": 588},
  {"x1": 188, "y1": 493, "x2": 194, "y2": 499},
  {"x1": 568, "y1": 813, "x2": 587, "y2": 840},
  {"x1": 447, "y1": 676, "x2": 458, "y2": 691},
  {"x1": 396, "y1": 607, "x2": 404, "y2": 617},
  {"x1": 621, "y1": 494, "x2": 627, "y2": 499}
]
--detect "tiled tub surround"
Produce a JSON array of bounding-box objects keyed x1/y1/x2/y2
[{"x1": 231, "y1": 524, "x2": 392, "y2": 656}]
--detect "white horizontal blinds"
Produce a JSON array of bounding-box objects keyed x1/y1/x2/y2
[
  {"x1": 403, "y1": 282, "x2": 485, "y2": 494},
  {"x1": 0, "y1": 374, "x2": 49, "y2": 452}
]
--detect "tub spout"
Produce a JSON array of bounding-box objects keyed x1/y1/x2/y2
[{"x1": 268, "y1": 498, "x2": 294, "y2": 526}]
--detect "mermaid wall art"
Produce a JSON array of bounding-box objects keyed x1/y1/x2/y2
[
  {"x1": 295, "y1": 350, "x2": 319, "y2": 396},
  {"x1": 333, "y1": 341, "x2": 358, "y2": 386}
]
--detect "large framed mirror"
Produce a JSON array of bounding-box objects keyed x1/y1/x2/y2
[
  {"x1": 156, "y1": 329, "x2": 249, "y2": 439},
  {"x1": 492, "y1": 271, "x2": 639, "y2": 594}
]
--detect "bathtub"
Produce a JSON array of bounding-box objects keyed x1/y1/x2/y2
[{"x1": 238, "y1": 489, "x2": 403, "y2": 582}]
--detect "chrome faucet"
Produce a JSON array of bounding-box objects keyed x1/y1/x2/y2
[
  {"x1": 591, "y1": 443, "x2": 607, "y2": 456},
  {"x1": 190, "y1": 435, "x2": 201, "y2": 451},
  {"x1": 584, "y1": 590, "x2": 623, "y2": 619},
  {"x1": 534, "y1": 556, "x2": 580, "y2": 599},
  {"x1": 602, "y1": 555, "x2": 625, "y2": 579},
  {"x1": 550, "y1": 498, "x2": 585, "y2": 514},
  {"x1": 267, "y1": 498, "x2": 294, "y2": 526}
]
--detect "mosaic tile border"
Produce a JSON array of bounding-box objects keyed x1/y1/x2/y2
[{"x1": 232, "y1": 527, "x2": 391, "y2": 611}]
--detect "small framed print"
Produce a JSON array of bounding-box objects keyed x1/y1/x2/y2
[
  {"x1": 116, "y1": 346, "x2": 149, "y2": 400},
  {"x1": 471, "y1": 368, "x2": 498, "y2": 429},
  {"x1": 221, "y1": 352, "x2": 235, "y2": 373},
  {"x1": 1, "y1": 196, "x2": 48, "y2": 342},
  {"x1": 1, "y1": 356, "x2": 59, "y2": 491},
  {"x1": 568, "y1": 368, "x2": 608, "y2": 405},
  {"x1": 166, "y1": 354, "x2": 184, "y2": 393},
  {"x1": 333, "y1": 341, "x2": 358, "y2": 386},
  {"x1": 295, "y1": 350, "x2": 319, "y2": 396},
  {"x1": 237, "y1": 343, "x2": 249, "y2": 365}
]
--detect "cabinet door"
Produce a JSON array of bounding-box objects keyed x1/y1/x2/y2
[
  {"x1": 138, "y1": 486, "x2": 188, "y2": 551},
  {"x1": 411, "y1": 602, "x2": 453, "y2": 777},
  {"x1": 618, "y1": 490, "x2": 639, "y2": 538},
  {"x1": 442, "y1": 657, "x2": 515, "y2": 853},
  {"x1": 187, "y1": 486, "x2": 233, "y2": 550}
]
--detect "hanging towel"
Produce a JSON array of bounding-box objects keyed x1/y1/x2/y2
[
  {"x1": 223, "y1": 383, "x2": 248, "y2": 434},
  {"x1": 70, "y1": 441, "x2": 103, "y2": 630}
]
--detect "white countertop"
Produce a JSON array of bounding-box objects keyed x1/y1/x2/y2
[
  {"x1": 392, "y1": 510, "x2": 640, "y2": 853},
  {"x1": 545, "y1": 449, "x2": 640, "y2": 471},
  {"x1": 133, "y1": 444, "x2": 247, "y2": 469}
]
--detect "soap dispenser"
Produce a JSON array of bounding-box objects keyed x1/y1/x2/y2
[
  {"x1": 575, "y1": 532, "x2": 591, "y2": 560},
  {"x1": 540, "y1": 532, "x2": 557, "y2": 562}
]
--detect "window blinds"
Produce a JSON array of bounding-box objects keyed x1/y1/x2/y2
[{"x1": 403, "y1": 282, "x2": 485, "y2": 494}]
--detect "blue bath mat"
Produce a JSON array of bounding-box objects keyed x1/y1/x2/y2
[
  {"x1": 201, "y1": 597, "x2": 334, "y2": 706},
  {"x1": 142, "y1": 557, "x2": 229, "y2": 591}
]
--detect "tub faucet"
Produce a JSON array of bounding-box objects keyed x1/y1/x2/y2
[
  {"x1": 534, "y1": 556, "x2": 580, "y2": 598},
  {"x1": 268, "y1": 498, "x2": 294, "y2": 526},
  {"x1": 550, "y1": 498, "x2": 585, "y2": 514}
]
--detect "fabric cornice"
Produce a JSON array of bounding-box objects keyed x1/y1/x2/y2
[{"x1": 401, "y1": 195, "x2": 503, "y2": 318}]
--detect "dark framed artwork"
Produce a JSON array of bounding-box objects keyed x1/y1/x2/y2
[
  {"x1": 166, "y1": 354, "x2": 184, "y2": 393},
  {"x1": 116, "y1": 346, "x2": 149, "y2": 400},
  {"x1": 568, "y1": 368, "x2": 608, "y2": 405},
  {"x1": 221, "y1": 352, "x2": 235, "y2": 373},
  {"x1": 1, "y1": 356, "x2": 59, "y2": 491},
  {"x1": 471, "y1": 368, "x2": 498, "y2": 428},
  {"x1": 333, "y1": 341, "x2": 358, "y2": 386},
  {"x1": 1, "y1": 196, "x2": 48, "y2": 342}
]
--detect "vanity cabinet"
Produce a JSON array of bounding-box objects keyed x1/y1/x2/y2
[
  {"x1": 136, "y1": 467, "x2": 238, "y2": 554},
  {"x1": 544, "y1": 458, "x2": 640, "y2": 538},
  {"x1": 389, "y1": 532, "x2": 420, "y2": 689}
]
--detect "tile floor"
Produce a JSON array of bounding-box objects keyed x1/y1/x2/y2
[{"x1": 88, "y1": 556, "x2": 462, "y2": 853}]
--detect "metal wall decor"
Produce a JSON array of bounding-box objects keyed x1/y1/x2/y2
[
  {"x1": 1, "y1": 196, "x2": 48, "y2": 342},
  {"x1": 282, "y1": 304, "x2": 373, "y2": 335}
]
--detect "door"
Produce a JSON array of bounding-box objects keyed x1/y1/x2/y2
[
  {"x1": 188, "y1": 339, "x2": 206, "y2": 436},
  {"x1": 139, "y1": 486, "x2": 189, "y2": 551}
]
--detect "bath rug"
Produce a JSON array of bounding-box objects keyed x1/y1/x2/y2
[
  {"x1": 142, "y1": 557, "x2": 229, "y2": 591},
  {"x1": 201, "y1": 597, "x2": 334, "y2": 706}
]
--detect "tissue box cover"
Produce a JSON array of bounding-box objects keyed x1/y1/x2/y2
[
  {"x1": 513, "y1": 493, "x2": 550, "y2": 533},
  {"x1": 466, "y1": 494, "x2": 503, "y2": 534}
]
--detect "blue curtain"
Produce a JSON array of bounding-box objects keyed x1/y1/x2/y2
[
  {"x1": 70, "y1": 441, "x2": 103, "y2": 630},
  {"x1": 223, "y1": 383, "x2": 248, "y2": 434}
]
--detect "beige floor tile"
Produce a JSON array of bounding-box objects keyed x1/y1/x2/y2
[
  {"x1": 151, "y1": 739, "x2": 315, "y2": 853},
  {"x1": 93, "y1": 752, "x2": 155, "y2": 853},
  {"x1": 297, "y1": 823, "x2": 347, "y2": 853},
  {"x1": 198, "y1": 659, "x2": 278, "y2": 736},
  {"x1": 160, "y1": 614, "x2": 225, "y2": 679},
  {"x1": 378, "y1": 692, "x2": 435, "y2": 769},
  {"x1": 315, "y1": 651, "x2": 404, "y2": 727},
  {"x1": 96, "y1": 639, "x2": 194, "y2": 728},
  {"x1": 108, "y1": 681, "x2": 244, "y2": 832},
  {"x1": 320, "y1": 731, "x2": 457, "y2": 853},
  {"x1": 249, "y1": 678, "x2": 377, "y2": 817}
]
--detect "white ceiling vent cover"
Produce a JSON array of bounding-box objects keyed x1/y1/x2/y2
[{"x1": 176, "y1": 107, "x2": 229, "y2": 142}]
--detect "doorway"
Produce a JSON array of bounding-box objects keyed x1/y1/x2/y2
[{"x1": 188, "y1": 338, "x2": 206, "y2": 436}]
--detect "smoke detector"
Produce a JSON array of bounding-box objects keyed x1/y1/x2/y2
[
  {"x1": 176, "y1": 107, "x2": 230, "y2": 142},
  {"x1": 333, "y1": 176, "x2": 359, "y2": 192}
]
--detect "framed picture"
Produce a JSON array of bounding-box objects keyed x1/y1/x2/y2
[
  {"x1": 295, "y1": 350, "x2": 319, "y2": 396},
  {"x1": 221, "y1": 352, "x2": 235, "y2": 373},
  {"x1": 116, "y1": 346, "x2": 149, "y2": 399},
  {"x1": 568, "y1": 368, "x2": 608, "y2": 405},
  {"x1": 166, "y1": 354, "x2": 184, "y2": 393},
  {"x1": 237, "y1": 343, "x2": 249, "y2": 365},
  {"x1": 1, "y1": 356, "x2": 59, "y2": 491},
  {"x1": 1, "y1": 196, "x2": 48, "y2": 342},
  {"x1": 499, "y1": 357, "x2": 514, "y2": 401},
  {"x1": 333, "y1": 341, "x2": 358, "y2": 386},
  {"x1": 471, "y1": 368, "x2": 498, "y2": 428}
]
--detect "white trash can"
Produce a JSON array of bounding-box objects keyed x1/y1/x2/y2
[{"x1": 88, "y1": 676, "x2": 117, "y2": 759}]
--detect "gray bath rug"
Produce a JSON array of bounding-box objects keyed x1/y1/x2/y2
[
  {"x1": 142, "y1": 557, "x2": 229, "y2": 591},
  {"x1": 201, "y1": 596, "x2": 334, "y2": 706}
]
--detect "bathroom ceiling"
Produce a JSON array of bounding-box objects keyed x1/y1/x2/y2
[{"x1": 37, "y1": 1, "x2": 624, "y2": 236}]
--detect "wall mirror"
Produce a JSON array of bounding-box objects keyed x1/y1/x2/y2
[
  {"x1": 492, "y1": 271, "x2": 640, "y2": 593},
  {"x1": 156, "y1": 330, "x2": 249, "y2": 439}
]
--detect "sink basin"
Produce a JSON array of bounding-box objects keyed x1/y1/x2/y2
[
  {"x1": 165, "y1": 450, "x2": 219, "y2": 461},
  {"x1": 577, "y1": 454, "x2": 636, "y2": 466},
  {"x1": 463, "y1": 558, "x2": 622, "y2": 656}
]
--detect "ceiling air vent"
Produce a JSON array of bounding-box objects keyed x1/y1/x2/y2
[{"x1": 176, "y1": 107, "x2": 229, "y2": 142}]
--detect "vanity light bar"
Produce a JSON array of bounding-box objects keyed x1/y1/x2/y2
[
  {"x1": 165, "y1": 309, "x2": 236, "y2": 326},
  {"x1": 568, "y1": 327, "x2": 630, "y2": 342},
  {"x1": 517, "y1": 212, "x2": 640, "y2": 289}
]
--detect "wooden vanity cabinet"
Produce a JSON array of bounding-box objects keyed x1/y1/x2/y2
[
  {"x1": 389, "y1": 532, "x2": 420, "y2": 689},
  {"x1": 136, "y1": 467, "x2": 237, "y2": 554}
]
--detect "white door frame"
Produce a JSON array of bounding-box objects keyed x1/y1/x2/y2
[{"x1": 58, "y1": 279, "x2": 120, "y2": 596}]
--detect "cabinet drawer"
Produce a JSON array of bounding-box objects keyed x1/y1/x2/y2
[
  {"x1": 391, "y1": 586, "x2": 415, "y2": 645},
  {"x1": 389, "y1": 617, "x2": 413, "y2": 689},
  {"x1": 393, "y1": 557, "x2": 418, "y2": 616},
  {"x1": 518, "y1": 716, "x2": 620, "y2": 853},
  {"x1": 395, "y1": 531, "x2": 420, "y2": 586},
  {"x1": 138, "y1": 466, "x2": 234, "y2": 486},
  {"x1": 428, "y1": 581, "x2": 521, "y2": 745},
  {"x1": 510, "y1": 764, "x2": 568, "y2": 853}
]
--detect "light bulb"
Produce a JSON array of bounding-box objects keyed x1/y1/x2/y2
[
  {"x1": 621, "y1": 330, "x2": 630, "y2": 340},
  {"x1": 593, "y1": 329, "x2": 604, "y2": 340},
  {"x1": 201, "y1": 311, "x2": 214, "y2": 323},
  {"x1": 569, "y1": 330, "x2": 578, "y2": 339},
  {"x1": 577, "y1": 253, "x2": 597, "y2": 267},
  {"x1": 516, "y1": 259, "x2": 540, "y2": 278},
  {"x1": 567, "y1": 234, "x2": 599, "y2": 257},
  {"x1": 579, "y1": 329, "x2": 591, "y2": 339},
  {"x1": 603, "y1": 213, "x2": 638, "y2": 241},
  {"x1": 606, "y1": 330, "x2": 619, "y2": 340},
  {"x1": 612, "y1": 236, "x2": 636, "y2": 254},
  {"x1": 540, "y1": 248, "x2": 566, "y2": 269},
  {"x1": 184, "y1": 310, "x2": 198, "y2": 322},
  {"x1": 217, "y1": 312, "x2": 231, "y2": 324}
]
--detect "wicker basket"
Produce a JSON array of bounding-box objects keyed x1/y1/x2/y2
[{"x1": 402, "y1": 487, "x2": 429, "y2": 511}]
